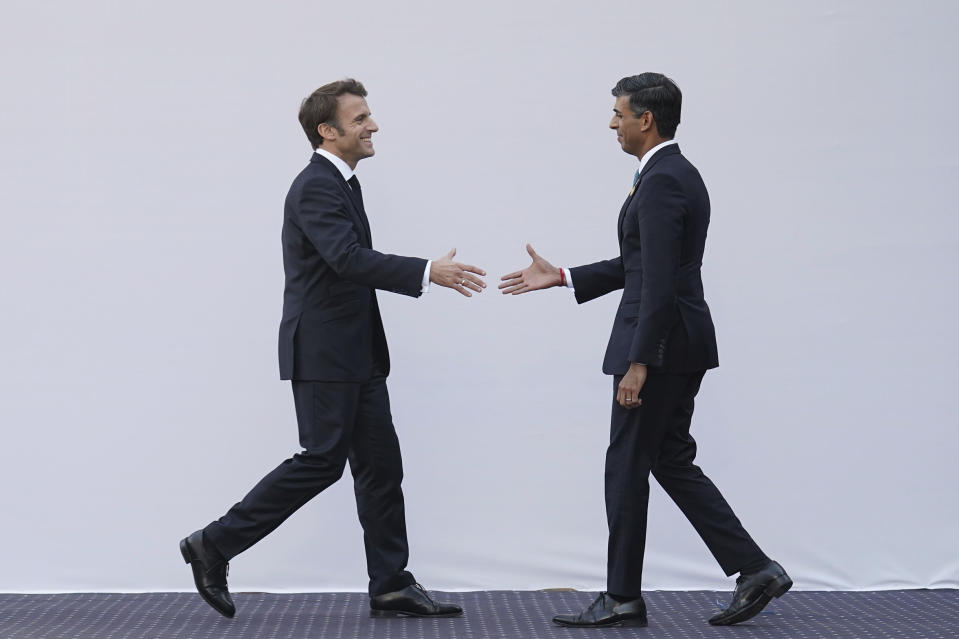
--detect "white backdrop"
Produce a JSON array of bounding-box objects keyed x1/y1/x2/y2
[{"x1": 1, "y1": 0, "x2": 957, "y2": 593}]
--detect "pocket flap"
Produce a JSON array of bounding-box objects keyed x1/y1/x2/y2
[{"x1": 307, "y1": 297, "x2": 366, "y2": 323}]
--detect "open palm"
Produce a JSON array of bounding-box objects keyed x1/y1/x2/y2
[{"x1": 499, "y1": 244, "x2": 562, "y2": 295}]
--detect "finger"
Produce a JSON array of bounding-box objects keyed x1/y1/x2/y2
[
  {"x1": 455, "y1": 284, "x2": 472, "y2": 297},
  {"x1": 500, "y1": 282, "x2": 524, "y2": 294},
  {"x1": 501, "y1": 271, "x2": 522, "y2": 281},
  {"x1": 459, "y1": 264, "x2": 487, "y2": 277},
  {"x1": 444, "y1": 277, "x2": 467, "y2": 290},
  {"x1": 510, "y1": 285, "x2": 531, "y2": 295},
  {"x1": 462, "y1": 279, "x2": 483, "y2": 292},
  {"x1": 618, "y1": 383, "x2": 636, "y2": 409},
  {"x1": 462, "y1": 273, "x2": 486, "y2": 289},
  {"x1": 456, "y1": 269, "x2": 485, "y2": 285},
  {"x1": 446, "y1": 247, "x2": 456, "y2": 260},
  {"x1": 498, "y1": 278, "x2": 523, "y2": 289},
  {"x1": 526, "y1": 243, "x2": 538, "y2": 259}
]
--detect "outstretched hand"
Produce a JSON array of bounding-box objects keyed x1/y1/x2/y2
[
  {"x1": 430, "y1": 248, "x2": 487, "y2": 297},
  {"x1": 498, "y1": 244, "x2": 562, "y2": 295}
]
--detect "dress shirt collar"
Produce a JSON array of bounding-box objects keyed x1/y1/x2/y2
[
  {"x1": 314, "y1": 148, "x2": 354, "y2": 181},
  {"x1": 636, "y1": 139, "x2": 678, "y2": 177}
]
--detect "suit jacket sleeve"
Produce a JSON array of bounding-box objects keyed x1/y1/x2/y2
[
  {"x1": 569, "y1": 257, "x2": 624, "y2": 304},
  {"x1": 629, "y1": 173, "x2": 684, "y2": 366},
  {"x1": 296, "y1": 176, "x2": 427, "y2": 297}
]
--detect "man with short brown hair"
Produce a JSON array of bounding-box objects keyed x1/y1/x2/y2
[{"x1": 180, "y1": 78, "x2": 483, "y2": 619}]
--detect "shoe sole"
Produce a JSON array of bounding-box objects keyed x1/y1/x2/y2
[
  {"x1": 370, "y1": 609, "x2": 463, "y2": 618},
  {"x1": 709, "y1": 574, "x2": 793, "y2": 626},
  {"x1": 553, "y1": 617, "x2": 648, "y2": 628},
  {"x1": 180, "y1": 539, "x2": 236, "y2": 619}
]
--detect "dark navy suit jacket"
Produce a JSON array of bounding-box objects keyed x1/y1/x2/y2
[
  {"x1": 570, "y1": 144, "x2": 719, "y2": 374},
  {"x1": 278, "y1": 153, "x2": 426, "y2": 381}
]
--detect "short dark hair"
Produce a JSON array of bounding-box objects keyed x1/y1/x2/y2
[
  {"x1": 298, "y1": 78, "x2": 368, "y2": 149},
  {"x1": 611, "y1": 73, "x2": 682, "y2": 139}
]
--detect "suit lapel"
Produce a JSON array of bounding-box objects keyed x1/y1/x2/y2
[
  {"x1": 616, "y1": 144, "x2": 682, "y2": 246},
  {"x1": 311, "y1": 154, "x2": 373, "y2": 247},
  {"x1": 344, "y1": 183, "x2": 373, "y2": 246},
  {"x1": 616, "y1": 192, "x2": 635, "y2": 247}
]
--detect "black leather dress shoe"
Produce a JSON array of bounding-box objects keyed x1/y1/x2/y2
[
  {"x1": 179, "y1": 530, "x2": 235, "y2": 618},
  {"x1": 370, "y1": 583, "x2": 462, "y2": 617},
  {"x1": 709, "y1": 560, "x2": 792, "y2": 626},
  {"x1": 553, "y1": 592, "x2": 648, "y2": 628}
]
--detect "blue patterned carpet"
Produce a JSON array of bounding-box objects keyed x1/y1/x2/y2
[{"x1": 0, "y1": 590, "x2": 956, "y2": 638}]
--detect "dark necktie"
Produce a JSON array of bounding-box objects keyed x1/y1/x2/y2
[
  {"x1": 346, "y1": 175, "x2": 372, "y2": 244},
  {"x1": 347, "y1": 175, "x2": 364, "y2": 210}
]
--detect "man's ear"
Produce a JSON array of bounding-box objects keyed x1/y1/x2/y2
[
  {"x1": 640, "y1": 111, "x2": 655, "y2": 133},
  {"x1": 317, "y1": 122, "x2": 338, "y2": 143}
]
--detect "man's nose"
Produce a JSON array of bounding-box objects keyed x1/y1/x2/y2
[{"x1": 368, "y1": 118, "x2": 379, "y2": 132}]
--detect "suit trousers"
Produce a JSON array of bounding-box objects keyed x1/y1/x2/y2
[
  {"x1": 605, "y1": 370, "x2": 767, "y2": 596},
  {"x1": 203, "y1": 377, "x2": 415, "y2": 597}
]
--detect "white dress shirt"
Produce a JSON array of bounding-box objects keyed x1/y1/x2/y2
[{"x1": 313, "y1": 149, "x2": 431, "y2": 292}]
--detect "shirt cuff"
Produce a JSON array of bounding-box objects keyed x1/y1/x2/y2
[
  {"x1": 562, "y1": 267, "x2": 575, "y2": 289},
  {"x1": 421, "y1": 260, "x2": 431, "y2": 293}
]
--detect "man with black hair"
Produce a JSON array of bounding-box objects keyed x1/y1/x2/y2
[
  {"x1": 180, "y1": 78, "x2": 483, "y2": 620},
  {"x1": 500, "y1": 72, "x2": 790, "y2": 627}
]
